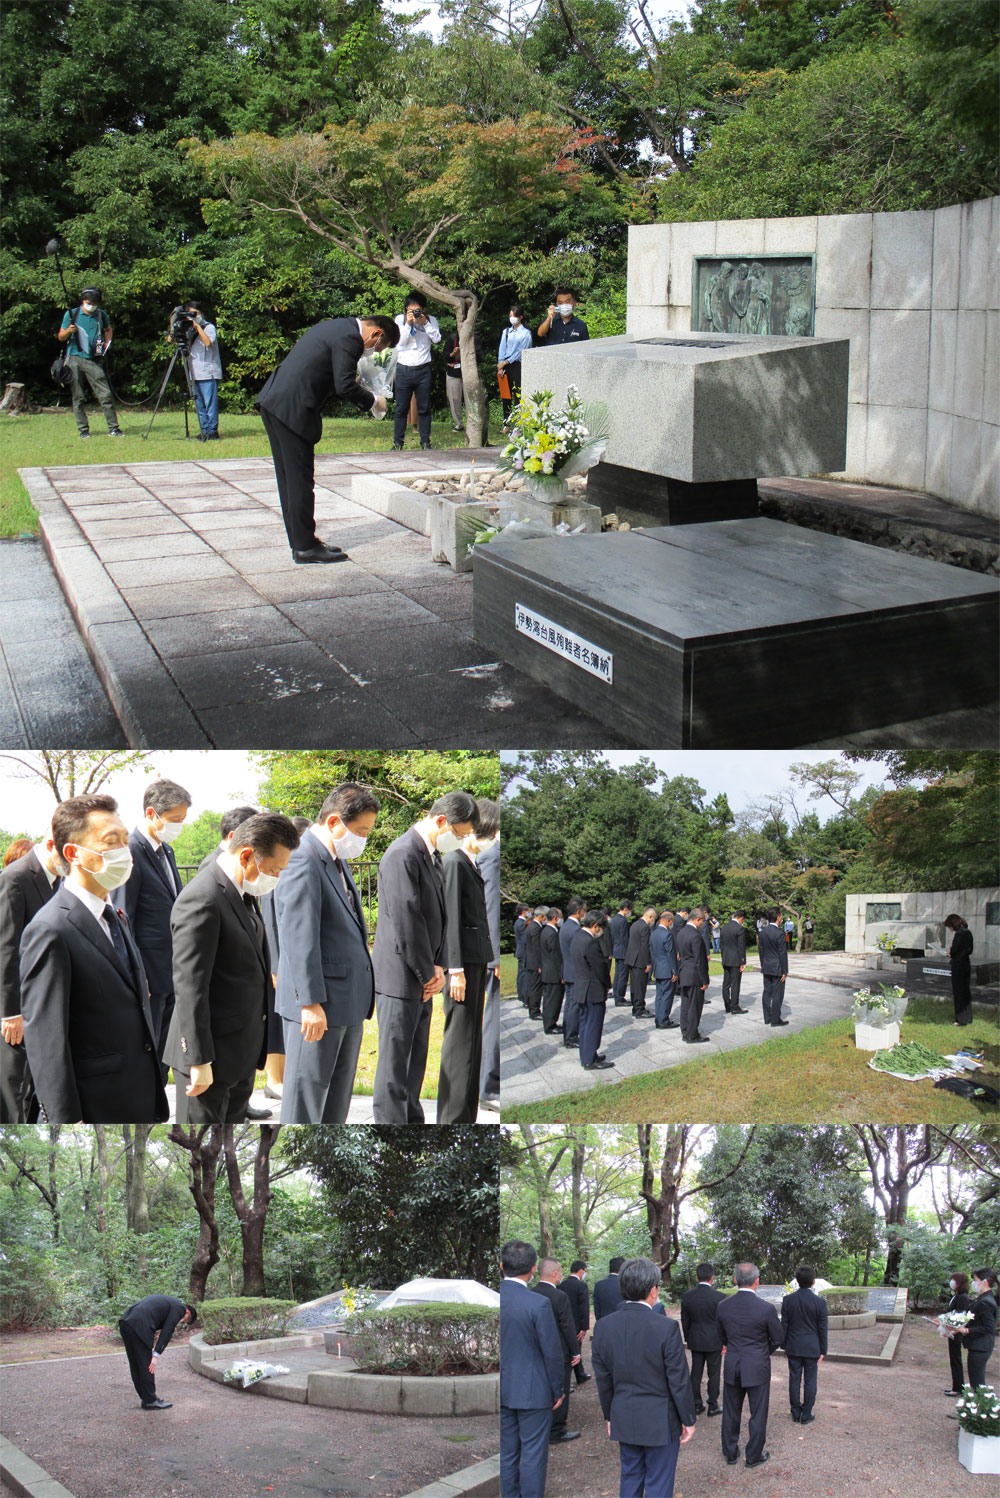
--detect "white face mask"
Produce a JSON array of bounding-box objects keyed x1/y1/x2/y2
[
  {"x1": 509, "y1": 315, "x2": 520, "y2": 326},
  {"x1": 244, "y1": 869, "x2": 280, "y2": 896},
  {"x1": 74, "y1": 844, "x2": 133, "y2": 890},
  {"x1": 331, "y1": 823, "x2": 368, "y2": 860},
  {"x1": 558, "y1": 304, "x2": 574, "y2": 318},
  {"x1": 153, "y1": 817, "x2": 185, "y2": 844},
  {"x1": 949, "y1": 1280, "x2": 957, "y2": 1291},
  {"x1": 82, "y1": 302, "x2": 97, "y2": 314},
  {"x1": 435, "y1": 827, "x2": 463, "y2": 855}
]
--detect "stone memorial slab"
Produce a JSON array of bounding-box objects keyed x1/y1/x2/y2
[{"x1": 473, "y1": 517, "x2": 999, "y2": 746}]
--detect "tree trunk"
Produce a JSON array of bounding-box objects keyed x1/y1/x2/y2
[
  {"x1": 171, "y1": 1124, "x2": 223, "y2": 1303},
  {"x1": 123, "y1": 1124, "x2": 152, "y2": 1234},
  {"x1": 519, "y1": 1123, "x2": 567, "y2": 1258},
  {"x1": 571, "y1": 1134, "x2": 586, "y2": 1255},
  {"x1": 224, "y1": 1125, "x2": 280, "y2": 1297},
  {"x1": 0, "y1": 383, "x2": 26, "y2": 413},
  {"x1": 47, "y1": 1126, "x2": 62, "y2": 1245}
]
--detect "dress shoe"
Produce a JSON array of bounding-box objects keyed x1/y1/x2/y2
[
  {"x1": 479, "y1": 1096, "x2": 501, "y2": 1113},
  {"x1": 245, "y1": 1104, "x2": 272, "y2": 1119},
  {"x1": 576, "y1": 1372, "x2": 592, "y2": 1382},
  {"x1": 142, "y1": 1398, "x2": 172, "y2": 1410},
  {"x1": 595, "y1": 1052, "x2": 607, "y2": 1061},
  {"x1": 745, "y1": 1452, "x2": 770, "y2": 1469},
  {"x1": 292, "y1": 542, "x2": 349, "y2": 564},
  {"x1": 549, "y1": 1430, "x2": 581, "y2": 1444},
  {"x1": 791, "y1": 1412, "x2": 801, "y2": 1422},
  {"x1": 944, "y1": 1388, "x2": 960, "y2": 1396},
  {"x1": 725, "y1": 1454, "x2": 739, "y2": 1465},
  {"x1": 563, "y1": 1040, "x2": 579, "y2": 1049},
  {"x1": 528, "y1": 1013, "x2": 544, "y2": 1021},
  {"x1": 582, "y1": 1059, "x2": 614, "y2": 1070},
  {"x1": 733, "y1": 1007, "x2": 749, "y2": 1014},
  {"x1": 687, "y1": 1034, "x2": 710, "y2": 1043},
  {"x1": 707, "y1": 1405, "x2": 722, "y2": 1417},
  {"x1": 613, "y1": 1000, "x2": 630, "y2": 1007},
  {"x1": 799, "y1": 1413, "x2": 815, "y2": 1424},
  {"x1": 656, "y1": 1020, "x2": 679, "y2": 1029},
  {"x1": 392, "y1": 442, "x2": 403, "y2": 450},
  {"x1": 421, "y1": 442, "x2": 433, "y2": 450},
  {"x1": 695, "y1": 1402, "x2": 705, "y2": 1414},
  {"x1": 772, "y1": 1019, "x2": 790, "y2": 1026},
  {"x1": 544, "y1": 1025, "x2": 564, "y2": 1034}
]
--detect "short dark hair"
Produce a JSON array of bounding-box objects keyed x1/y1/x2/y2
[
  {"x1": 794, "y1": 1265, "x2": 816, "y2": 1288},
  {"x1": 184, "y1": 1303, "x2": 198, "y2": 1323},
  {"x1": 501, "y1": 1240, "x2": 537, "y2": 1276},
  {"x1": 510, "y1": 303, "x2": 525, "y2": 318},
  {"x1": 365, "y1": 315, "x2": 400, "y2": 347},
  {"x1": 291, "y1": 816, "x2": 312, "y2": 834},
  {"x1": 430, "y1": 790, "x2": 478, "y2": 828},
  {"x1": 567, "y1": 897, "x2": 586, "y2": 917},
  {"x1": 221, "y1": 805, "x2": 258, "y2": 839},
  {"x1": 620, "y1": 1257, "x2": 661, "y2": 1302},
  {"x1": 732, "y1": 908, "x2": 745, "y2": 918},
  {"x1": 52, "y1": 794, "x2": 119, "y2": 873},
  {"x1": 475, "y1": 798, "x2": 499, "y2": 838},
  {"x1": 766, "y1": 906, "x2": 780, "y2": 922},
  {"x1": 143, "y1": 779, "x2": 192, "y2": 814},
  {"x1": 609, "y1": 1257, "x2": 624, "y2": 1274},
  {"x1": 404, "y1": 290, "x2": 428, "y2": 308},
  {"x1": 318, "y1": 783, "x2": 381, "y2": 826},
  {"x1": 619, "y1": 900, "x2": 633, "y2": 913},
  {"x1": 587, "y1": 909, "x2": 609, "y2": 932},
  {"x1": 570, "y1": 1260, "x2": 586, "y2": 1274},
  {"x1": 554, "y1": 288, "x2": 577, "y2": 300},
  {"x1": 973, "y1": 1267, "x2": 998, "y2": 1289},
  {"x1": 230, "y1": 813, "x2": 300, "y2": 859},
  {"x1": 547, "y1": 907, "x2": 562, "y2": 921},
  {"x1": 696, "y1": 1262, "x2": 715, "y2": 1281}
]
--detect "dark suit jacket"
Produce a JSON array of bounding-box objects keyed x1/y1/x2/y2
[
  {"x1": 570, "y1": 927, "x2": 608, "y2": 1006},
  {"x1": 593, "y1": 1273, "x2": 624, "y2": 1321},
  {"x1": 540, "y1": 923, "x2": 563, "y2": 983},
  {"x1": 675, "y1": 922, "x2": 709, "y2": 987},
  {"x1": 0, "y1": 848, "x2": 59, "y2": 1018},
  {"x1": 120, "y1": 1294, "x2": 188, "y2": 1354},
  {"x1": 649, "y1": 923, "x2": 678, "y2": 981},
  {"x1": 559, "y1": 916, "x2": 581, "y2": 983},
  {"x1": 532, "y1": 1280, "x2": 578, "y2": 1363},
  {"x1": 514, "y1": 915, "x2": 527, "y2": 963},
  {"x1": 592, "y1": 1301, "x2": 697, "y2": 1446},
  {"x1": 256, "y1": 317, "x2": 374, "y2": 442},
  {"x1": 949, "y1": 926, "x2": 974, "y2": 974},
  {"x1": 780, "y1": 1287, "x2": 829, "y2": 1358},
  {"x1": 443, "y1": 849, "x2": 491, "y2": 969},
  {"x1": 371, "y1": 827, "x2": 446, "y2": 1002},
  {"x1": 19, "y1": 884, "x2": 167, "y2": 1123},
  {"x1": 274, "y1": 831, "x2": 373, "y2": 1028},
  {"x1": 680, "y1": 1281, "x2": 725, "y2": 1352},
  {"x1": 479, "y1": 837, "x2": 500, "y2": 969},
  {"x1": 523, "y1": 918, "x2": 543, "y2": 978},
  {"x1": 500, "y1": 1279, "x2": 565, "y2": 1410},
  {"x1": 119, "y1": 829, "x2": 181, "y2": 997},
  {"x1": 758, "y1": 923, "x2": 789, "y2": 976},
  {"x1": 719, "y1": 919, "x2": 747, "y2": 968},
  {"x1": 163, "y1": 864, "x2": 270, "y2": 1085},
  {"x1": 961, "y1": 1290, "x2": 997, "y2": 1355},
  {"x1": 561, "y1": 1273, "x2": 590, "y2": 1334},
  {"x1": 717, "y1": 1291, "x2": 784, "y2": 1387},
  {"x1": 609, "y1": 912, "x2": 630, "y2": 961},
  {"x1": 626, "y1": 918, "x2": 651, "y2": 971}
]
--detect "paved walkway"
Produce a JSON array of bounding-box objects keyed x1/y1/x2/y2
[
  {"x1": 160, "y1": 1082, "x2": 494, "y2": 1124},
  {"x1": 12, "y1": 450, "x2": 621, "y2": 748}
]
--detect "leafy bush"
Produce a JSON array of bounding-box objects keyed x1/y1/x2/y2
[
  {"x1": 0, "y1": 1248, "x2": 61, "y2": 1329},
  {"x1": 199, "y1": 1297, "x2": 295, "y2": 1346},
  {"x1": 348, "y1": 1303, "x2": 499, "y2": 1376},
  {"x1": 820, "y1": 1288, "x2": 871, "y2": 1315}
]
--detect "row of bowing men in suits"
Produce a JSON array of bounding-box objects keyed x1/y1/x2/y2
[
  {"x1": 0, "y1": 781, "x2": 501, "y2": 1125},
  {"x1": 501, "y1": 1242, "x2": 831, "y2": 1498}
]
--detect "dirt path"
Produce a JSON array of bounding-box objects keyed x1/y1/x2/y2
[
  {"x1": 542, "y1": 1314, "x2": 998, "y2": 1498},
  {"x1": 0, "y1": 1338, "x2": 495, "y2": 1498}
]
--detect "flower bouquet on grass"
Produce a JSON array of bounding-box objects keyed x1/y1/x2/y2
[
  {"x1": 499, "y1": 386, "x2": 608, "y2": 503},
  {"x1": 223, "y1": 1359, "x2": 290, "y2": 1389},
  {"x1": 851, "y1": 984, "x2": 907, "y2": 1027}
]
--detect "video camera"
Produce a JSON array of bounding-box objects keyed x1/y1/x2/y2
[{"x1": 167, "y1": 305, "x2": 197, "y2": 348}]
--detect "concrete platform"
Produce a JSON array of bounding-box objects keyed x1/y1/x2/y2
[{"x1": 473, "y1": 516, "x2": 999, "y2": 746}]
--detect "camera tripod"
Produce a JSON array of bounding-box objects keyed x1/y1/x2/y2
[{"x1": 143, "y1": 338, "x2": 197, "y2": 441}]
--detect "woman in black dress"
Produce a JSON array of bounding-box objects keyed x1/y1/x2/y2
[
  {"x1": 957, "y1": 1268, "x2": 998, "y2": 1389},
  {"x1": 944, "y1": 912, "x2": 974, "y2": 1025},
  {"x1": 941, "y1": 1271, "x2": 972, "y2": 1395}
]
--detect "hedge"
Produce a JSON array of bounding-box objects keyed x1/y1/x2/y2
[
  {"x1": 198, "y1": 1297, "x2": 296, "y2": 1346},
  {"x1": 348, "y1": 1303, "x2": 499, "y2": 1376}
]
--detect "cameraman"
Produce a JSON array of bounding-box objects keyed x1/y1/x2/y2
[
  {"x1": 181, "y1": 303, "x2": 223, "y2": 441},
  {"x1": 58, "y1": 287, "x2": 123, "y2": 439},
  {"x1": 392, "y1": 293, "x2": 441, "y2": 451}
]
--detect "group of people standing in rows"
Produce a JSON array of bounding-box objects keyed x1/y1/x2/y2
[
  {"x1": 501, "y1": 1242, "x2": 839, "y2": 1498},
  {"x1": 513, "y1": 901, "x2": 794, "y2": 1071},
  {"x1": 0, "y1": 783, "x2": 501, "y2": 1125}
]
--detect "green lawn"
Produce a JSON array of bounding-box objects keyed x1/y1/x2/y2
[
  {"x1": 501, "y1": 997, "x2": 1000, "y2": 1125},
  {"x1": 0, "y1": 408, "x2": 483, "y2": 536}
]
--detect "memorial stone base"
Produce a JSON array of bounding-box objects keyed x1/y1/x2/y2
[
  {"x1": 472, "y1": 517, "x2": 999, "y2": 747},
  {"x1": 586, "y1": 462, "x2": 761, "y2": 526}
]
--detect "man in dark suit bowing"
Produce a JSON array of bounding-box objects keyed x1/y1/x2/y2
[
  {"x1": 118, "y1": 779, "x2": 191, "y2": 1079},
  {"x1": 513, "y1": 904, "x2": 530, "y2": 1007},
  {"x1": 780, "y1": 1265, "x2": 828, "y2": 1423},
  {"x1": 438, "y1": 824, "x2": 492, "y2": 1122},
  {"x1": 118, "y1": 1294, "x2": 196, "y2": 1411},
  {"x1": 719, "y1": 910, "x2": 749, "y2": 1014},
  {"x1": 275, "y1": 785, "x2": 379, "y2": 1123},
  {"x1": 681, "y1": 1262, "x2": 725, "y2": 1416},
  {"x1": 625, "y1": 906, "x2": 655, "y2": 1018},
  {"x1": 572, "y1": 909, "x2": 614, "y2": 1071},
  {"x1": 20, "y1": 795, "x2": 168, "y2": 1125},
  {"x1": 522, "y1": 906, "x2": 545, "y2": 1022},
  {"x1": 757, "y1": 907, "x2": 790, "y2": 1026},
  {"x1": 561, "y1": 1261, "x2": 592, "y2": 1383},
  {"x1": 372, "y1": 791, "x2": 477, "y2": 1123},
  {"x1": 476, "y1": 799, "x2": 502, "y2": 1112},
  {"x1": 559, "y1": 897, "x2": 586, "y2": 1048},
  {"x1": 532, "y1": 1259, "x2": 582, "y2": 1445},
  {"x1": 500, "y1": 1240, "x2": 565, "y2": 1498},
  {"x1": 609, "y1": 901, "x2": 633, "y2": 1006},
  {"x1": 592, "y1": 1256, "x2": 697, "y2": 1498},
  {"x1": 676, "y1": 908, "x2": 711, "y2": 1044},
  {"x1": 593, "y1": 1258, "x2": 625, "y2": 1320},
  {"x1": 256, "y1": 314, "x2": 399, "y2": 562},
  {"x1": 650, "y1": 909, "x2": 680, "y2": 1029},
  {"x1": 164, "y1": 813, "x2": 300, "y2": 1123},
  {"x1": 0, "y1": 830, "x2": 61, "y2": 1120},
  {"x1": 539, "y1": 907, "x2": 564, "y2": 1034},
  {"x1": 717, "y1": 1262, "x2": 784, "y2": 1469}
]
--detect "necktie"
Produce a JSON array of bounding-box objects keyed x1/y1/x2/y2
[
  {"x1": 156, "y1": 844, "x2": 176, "y2": 894},
  {"x1": 243, "y1": 891, "x2": 264, "y2": 939},
  {"x1": 102, "y1": 905, "x2": 130, "y2": 968}
]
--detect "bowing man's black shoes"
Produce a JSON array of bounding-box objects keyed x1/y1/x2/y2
[
  {"x1": 549, "y1": 1429, "x2": 581, "y2": 1444},
  {"x1": 292, "y1": 542, "x2": 349, "y2": 564},
  {"x1": 745, "y1": 1452, "x2": 770, "y2": 1469},
  {"x1": 142, "y1": 1398, "x2": 172, "y2": 1410},
  {"x1": 582, "y1": 1059, "x2": 614, "y2": 1070},
  {"x1": 707, "y1": 1404, "x2": 722, "y2": 1417}
]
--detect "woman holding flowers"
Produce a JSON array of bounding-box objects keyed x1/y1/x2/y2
[{"x1": 941, "y1": 1272, "x2": 973, "y2": 1396}]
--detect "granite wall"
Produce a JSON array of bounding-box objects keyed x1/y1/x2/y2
[
  {"x1": 626, "y1": 199, "x2": 999, "y2": 516},
  {"x1": 844, "y1": 888, "x2": 1000, "y2": 962}
]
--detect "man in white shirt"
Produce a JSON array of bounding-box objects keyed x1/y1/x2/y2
[
  {"x1": 181, "y1": 303, "x2": 224, "y2": 440},
  {"x1": 392, "y1": 294, "x2": 441, "y2": 451}
]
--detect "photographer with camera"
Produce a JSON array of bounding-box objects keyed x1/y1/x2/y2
[
  {"x1": 392, "y1": 293, "x2": 441, "y2": 452},
  {"x1": 177, "y1": 303, "x2": 223, "y2": 441},
  {"x1": 58, "y1": 287, "x2": 123, "y2": 438}
]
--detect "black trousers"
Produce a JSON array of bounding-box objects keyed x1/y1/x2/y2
[
  {"x1": 393, "y1": 364, "x2": 433, "y2": 445},
  {"x1": 952, "y1": 966, "x2": 973, "y2": 1025},
  {"x1": 787, "y1": 1354, "x2": 819, "y2": 1417},
  {"x1": 516, "y1": 961, "x2": 528, "y2": 1004},
  {"x1": 968, "y1": 1347, "x2": 991, "y2": 1387},
  {"x1": 119, "y1": 1321, "x2": 157, "y2": 1404},
  {"x1": 437, "y1": 965, "x2": 487, "y2": 1124},
  {"x1": 501, "y1": 360, "x2": 522, "y2": 423},
  {"x1": 172, "y1": 1069, "x2": 256, "y2": 1124},
  {"x1": 0, "y1": 1039, "x2": 29, "y2": 1122},
  {"x1": 579, "y1": 1000, "x2": 606, "y2": 1066},
  {"x1": 373, "y1": 991, "x2": 432, "y2": 1123},
  {"x1": 542, "y1": 981, "x2": 564, "y2": 1031},
  {"x1": 722, "y1": 1375, "x2": 770, "y2": 1464},
  {"x1": 613, "y1": 957, "x2": 629, "y2": 1003},
  {"x1": 947, "y1": 1333, "x2": 966, "y2": 1391},
  {"x1": 721, "y1": 966, "x2": 743, "y2": 1011},
  {"x1": 761, "y1": 972, "x2": 784, "y2": 1024},
  {"x1": 562, "y1": 983, "x2": 581, "y2": 1044},
  {"x1": 629, "y1": 967, "x2": 648, "y2": 1015},
  {"x1": 259, "y1": 408, "x2": 322, "y2": 552},
  {"x1": 690, "y1": 1348, "x2": 721, "y2": 1407},
  {"x1": 525, "y1": 971, "x2": 542, "y2": 1020},
  {"x1": 679, "y1": 984, "x2": 705, "y2": 1041}
]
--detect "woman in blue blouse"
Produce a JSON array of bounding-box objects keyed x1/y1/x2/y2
[{"x1": 497, "y1": 305, "x2": 533, "y2": 426}]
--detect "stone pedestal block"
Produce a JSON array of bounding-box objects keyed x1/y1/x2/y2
[{"x1": 586, "y1": 465, "x2": 759, "y2": 526}]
